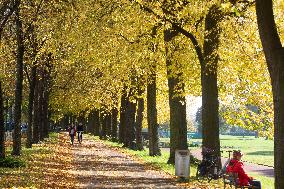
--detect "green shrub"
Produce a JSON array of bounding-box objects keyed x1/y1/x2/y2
[{"x1": 0, "y1": 156, "x2": 26, "y2": 168}]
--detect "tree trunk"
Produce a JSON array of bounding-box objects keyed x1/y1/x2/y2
[
  {"x1": 125, "y1": 95, "x2": 136, "y2": 149},
  {"x1": 111, "y1": 107, "x2": 118, "y2": 141},
  {"x1": 106, "y1": 113, "x2": 112, "y2": 137},
  {"x1": 93, "y1": 109, "x2": 100, "y2": 136},
  {"x1": 38, "y1": 76, "x2": 44, "y2": 141},
  {"x1": 100, "y1": 113, "x2": 107, "y2": 139},
  {"x1": 147, "y1": 67, "x2": 160, "y2": 155},
  {"x1": 33, "y1": 81, "x2": 40, "y2": 144},
  {"x1": 87, "y1": 111, "x2": 95, "y2": 134},
  {"x1": 255, "y1": 1, "x2": 284, "y2": 188},
  {"x1": 12, "y1": 7, "x2": 24, "y2": 156},
  {"x1": 119, "y1": 88, "x2": 127, "y2": 143},
  {"x1": 42, "y1": 85, "x2": 49, "y2": 139},
  {"x1": 136, "y1": 95, "x2": 144, "y2": 151},
  {"x1": 26, "y1": 65, "x2": 37, "y2": 148},
  {"x1": 201, "y1": 5, "x2": 222, "y2": 158},
  {"x1": 0, "y1": 79, "x2": 5, "y2": 158},
  {"x1": 164, "y1": 29, "x2": 188, "y2": 164}
]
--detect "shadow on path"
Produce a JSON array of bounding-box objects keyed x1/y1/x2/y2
[{"x1": 70, "y1": 135, "x2": 183, "y2": 189}]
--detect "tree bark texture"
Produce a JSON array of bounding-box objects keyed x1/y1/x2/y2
[
  {"x1": 87, "y1": 111, "x2": 95, "y2": 134},
  {"x1": 32, "y1": 80, "x2": 40, "y2": 144},
  {"x1": 26, "y1": 65, "x2": 36, "y2": 148},
  {"x1": 135, "y1": 95, "x2": 144, "y2": 151},
  {"x1": 256, "y1": 1, "x2": 284, "y2": 188},
  {"x1": 94, "y1": 109, "x2": 100, "y2": 136},
  {"x1": 119, "y1": 88, "x2": 127, "y2": 143},
  {"x1": 106, "y1": 113, "x2": 112, "y2": 137},
  {"x1": 0, "y1": 79, "x2": 5, "y2": 158},
  {"x1": 111, "y1": 107, "x2": 118, "y2": 141},
  {"x1": 147, "y1": 67, "x2": 160, "y2": 156},
  {"x1": 12, "y1": 8, "x2": 24, "y2": 156},
  {"x1": 201, "y1": 5, "x2": 222, "y2": 160},
  {"x1": 100, "y1": 113, "x2": 107, "y2": 139},
  {"x1": 164, "y1": 29, "x2": 188, "y2": 164},
  {"x1": 124, "y1": 92, "x2": 136, "y2": 150},
  {"x1": 38, "y1": 76, "x2": 44, "y2": 141}
]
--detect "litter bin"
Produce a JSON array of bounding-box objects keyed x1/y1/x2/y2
[{"x1": 175, "y1": 150, "x2": 190, "y2": 178}]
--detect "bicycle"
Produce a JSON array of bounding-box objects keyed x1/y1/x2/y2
[
  {"x1": 77, "y1": 131, "x2": 83, "y2": 144},
  {"x1": 196, "y1": 149, "x2": 233, "y2": 183}
]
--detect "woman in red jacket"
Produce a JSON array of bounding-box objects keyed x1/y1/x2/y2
[{"x1": 226, "y1": 150, "x2": 261, "y2": 189}]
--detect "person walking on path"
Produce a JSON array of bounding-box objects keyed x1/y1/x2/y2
[
  {"x1": 68, "y1": 124, "x2": 76, "y2": 145},
  {"x1": 76, "y1": 122, "x2": 84, "y2": 144}
]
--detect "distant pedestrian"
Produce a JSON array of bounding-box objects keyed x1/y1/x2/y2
[
  {"x1": 76, "y1": 122, "x2": 84, "y2": 144},
  {"x1": 68, "y1": 124, "x2": 76, "y2": 145}
]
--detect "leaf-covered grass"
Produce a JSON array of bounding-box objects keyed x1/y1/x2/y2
[{"x1": 0, "y1": 132, "x2": 76, "y2": 188}]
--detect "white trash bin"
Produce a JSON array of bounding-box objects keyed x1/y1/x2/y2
[{"x1": 175, "y1": 150, "x2": 190, "y2": 178}]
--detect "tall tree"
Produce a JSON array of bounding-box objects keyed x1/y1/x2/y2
[
  {"x1": 147, "y1": 67, "x2": 160, "y2": 155},
  {"x1": 256, "y1": 1, "x2": 284, "y2": 188},
  {"x1": 26, "y1": 62, "x2": 37, "y2": 148},
  {"x1": 200, "y1": 4, "x2": 222, "y2": 156},
  {"x1": 12, "y1": 4, "x2": 24, "y2": 156},
  {"x1": 164, "y1": 29, "x2": 187, "y2": 164},
  {"x1": 147, "y1": 25, "x2": 160, "y2": 156}
]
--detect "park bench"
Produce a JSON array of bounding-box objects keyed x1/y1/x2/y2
[{"x1": 223, "y1": 173, "x2": 260, "y2": 189}]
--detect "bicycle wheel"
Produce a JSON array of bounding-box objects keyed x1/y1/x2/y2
[{"x1": 196, "y1": 167, "x2": 209, "y2": 183}]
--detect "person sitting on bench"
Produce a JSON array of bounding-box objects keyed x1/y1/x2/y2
[{"x1": 226, "y1": 150, "x2": 262, "y2": 189}]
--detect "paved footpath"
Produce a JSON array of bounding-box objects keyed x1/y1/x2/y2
[{"x1": 70, "y1": 134, "x2": 183, "y2": 189}]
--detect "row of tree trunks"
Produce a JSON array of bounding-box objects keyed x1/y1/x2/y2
[
  {"x1": 86, "y1": 107, "x2": 118, "y2": 141},
  {"x1": 0, "y1": 79, "x2": 5, "y2": 158}
]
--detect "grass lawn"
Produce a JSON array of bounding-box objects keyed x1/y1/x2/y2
[
  {"x1": 162, "y1": 135, "x2": 274, "y2": 167},
  {"x1": 100, "y1": 137, "x2": 274, "y2": 189}
]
